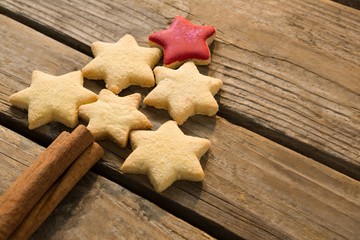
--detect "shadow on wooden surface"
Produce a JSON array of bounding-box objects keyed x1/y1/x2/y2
[{"x1": 333, "y1": 0, "x2": 360, "y2": 9}]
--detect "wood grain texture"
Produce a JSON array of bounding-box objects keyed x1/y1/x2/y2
[
  {"x1": 0, "y1": 125, "x2": 213, "y2": 240},
  {"x1": 1, "y1": 16, "x2": 360, "y2": 239},
  {"x1": 0, "y1": 0, "x2": 359, "y2": 179}
]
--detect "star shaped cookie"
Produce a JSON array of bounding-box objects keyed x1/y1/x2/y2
[
  {"x1": 143, "y1": 61, "x2": 223, "y2": 125},
  {"x1": 148, "y1": 16, "x2": 216, "y2": 68},
  {"x1": 9, "y1": 70, "x2": 97, "y2": 129},
  {"x1": 82, "y1": 34, "x2": 162, "y2": 94},
  {"x1": 78, "y1": 89, "x2": 152, "y2": 148},
  {"x1": 121, "y1": 120, "x2": 210, "y2": 192}
]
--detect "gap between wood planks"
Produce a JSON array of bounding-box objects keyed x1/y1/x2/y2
[
  {"x1": 332, "y1": 0, "x2": 360, "y2": 10},
  {"x1": 1, "y1": 3, "x2": 359, "y2": 180},
  {"x1": 92, "y1": 160, "x2": 245, "y2": 240}
]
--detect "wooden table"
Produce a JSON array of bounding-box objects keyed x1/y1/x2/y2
[{"x1": 0, "y1": 1, "x2": 359, "y2": 239}]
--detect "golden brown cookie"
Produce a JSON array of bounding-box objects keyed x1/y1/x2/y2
[
  {"x1": 79, "y1": 89, "x2": 152, "y2": 148},
  {"x1": 121, "y1": 120, "x2": 210, "y2": 192},
  {"x1": 9, "y1": 70, "x2": 97, "y2": 129},
  {"x1": 82, "y1": 34, "x2": 162, "y2": 94},
  {"x1": 144, "y1": 61, "x2": 223, "y2": 125}
]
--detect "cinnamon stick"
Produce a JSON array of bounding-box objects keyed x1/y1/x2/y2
[
  {"x1": 0, "y1": 131, "x2": 70, "y2": 206},
  {"x1": 0, "y1": 125, "x2": 93, "y2": 240},
  {"x1": 10, "y1": 142, "x2": 104, "y2": 240}
]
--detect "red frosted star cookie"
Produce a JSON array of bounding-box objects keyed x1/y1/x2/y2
[{"x1": 148, "y1": 16, "x2": 216, "y2": 68}]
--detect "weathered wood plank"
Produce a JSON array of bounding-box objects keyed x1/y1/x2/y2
[
  {"x1": 0, "y1": 0, "x2": 359, "y2": 178},
  {"x1": 0, "y1": 125, "x2": 213, "y2": 240},
  {"x1": 1, "y1": 15, "x2": 360, "y2": 239}
]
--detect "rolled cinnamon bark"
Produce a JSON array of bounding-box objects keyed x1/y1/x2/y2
[
  {"x1": 10, "y1": 142, "x2": 104, "y2": 240},
  {"x1": 0, "y1": 132, "x2": 70, "y2": 206},
  {"x1": 0, "y1": 125, "x2": 93, "y2": 240}
]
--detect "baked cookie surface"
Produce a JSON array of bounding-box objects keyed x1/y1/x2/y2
[
  {"x1": 148, "y1": 16, "x2": 216, "y2": 68},
  {"x1": 79, "y1": 89, "x2": 152, "y2": 148},
  {"x1": 121, "y1": 120, "x2": 210, "y2": 192},
  {"x1": 9, "y1": 70, "x2": 97, "y2": 129},
  {"x1": 82, "y1": 34, "x2": 162, "y2": 94},
  {"x1": 144, "y1": 61, "x2": 223, "y2": 125}
]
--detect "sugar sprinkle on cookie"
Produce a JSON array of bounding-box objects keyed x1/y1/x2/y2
[
  {"x1": 9, "y1": 70, "x2": 97, "y2": 129},
  {"x1": 144, "y1": 61, "x2": 223, "y2": 125},
  {"x1": 121, "y1": 120, "x2": 210, "y2": 192},
  {"x1": 82, "y1": 34, "x2": 162, "y2": 94},
  {"x1": 148, "y1": 16, "x2": 216, "y2": 68},
  {"x1": 79, "y1": 89, "x2": 152, "y2": 148}
]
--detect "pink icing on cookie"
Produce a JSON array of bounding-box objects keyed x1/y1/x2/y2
[{"x1": 148, "y1": 16, "x2": 216, "y2": 67}]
